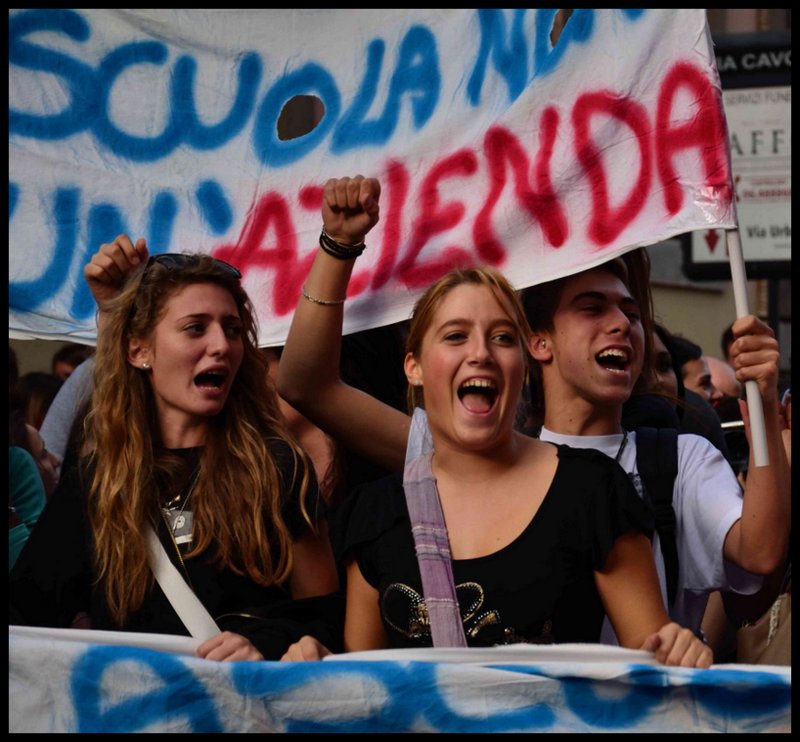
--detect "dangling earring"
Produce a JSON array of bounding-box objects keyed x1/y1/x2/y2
[{"x1": 141, "y1": 362, "x2": 150, "y2": 370}]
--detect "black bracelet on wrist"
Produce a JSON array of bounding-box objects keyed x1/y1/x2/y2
[{"x1": 319, "y1": 226, "x2": 366, "y2": 260}]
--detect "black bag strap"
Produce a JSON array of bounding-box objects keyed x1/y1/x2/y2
[{"x1": 636, "y1": 426, "x2": 679, "y2": 607}]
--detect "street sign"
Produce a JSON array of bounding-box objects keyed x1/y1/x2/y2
[{"x1": 682, "y1": 33, "x2": 790, "y2": 280}]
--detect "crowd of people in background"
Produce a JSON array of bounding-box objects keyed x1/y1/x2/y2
[
  {"x1": 9, "y1": 344, "x2": 90, "y2": 569},
  {"x1": 9, "y1": 175, "x2": 791, "y2": 671}
]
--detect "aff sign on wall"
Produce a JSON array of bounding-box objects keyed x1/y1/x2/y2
[{"x1": 684, "y1": 35, "x2": 791, "y2": 280}]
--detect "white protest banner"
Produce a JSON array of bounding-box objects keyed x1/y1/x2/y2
[
  {"x1": 9, "y1": 9, "x2": 735, "y2": 346},
  {"x1": 9, "y1": 627, "x2": 792, "y2": 733}
]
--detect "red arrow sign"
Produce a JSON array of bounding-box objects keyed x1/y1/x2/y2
[{"x1": 704, "y1": 230, "x2": 720, "y2": 252}]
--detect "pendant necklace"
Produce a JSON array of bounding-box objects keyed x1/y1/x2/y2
[{"x1": 165, "y1": 467, "x2": 200, "y2": 534}]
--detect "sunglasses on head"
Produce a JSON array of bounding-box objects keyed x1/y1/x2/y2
[
  {"x1": 142, "y1": 253, "x2": 242, "y2": 280},
  {"x1": 128, "y1": 254, "x2": 243, "y2": 326}
]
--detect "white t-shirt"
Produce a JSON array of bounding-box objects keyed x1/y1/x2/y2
[
  {"x1": 538, "y1": 427, "x2": 762, "y2": 640},
  {"x1": 40, "y1": 356, "x2": 95, "y2": 464}
]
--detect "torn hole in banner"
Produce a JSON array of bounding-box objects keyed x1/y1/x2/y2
[
  {"x1": 277, "y1": 95, "x2": 325, "y2": 141},
  {"x1": 550, "y1": 9, "x2": 574, "y2": 47}
]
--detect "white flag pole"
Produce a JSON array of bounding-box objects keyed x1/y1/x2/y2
[
  {"x1": 725, "y1": 229, "x2": 769, "y2": 467},
  {"x1": 703, "y1": 6, "x2": 770, "y2": 469}
]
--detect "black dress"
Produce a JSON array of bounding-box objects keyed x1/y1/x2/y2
[
  {"x1": 332, "y1": 445, "x2": 654, "y2": 647},
  {"x1": 9, "y1": 439, "x2": 343, "y2": 659}
]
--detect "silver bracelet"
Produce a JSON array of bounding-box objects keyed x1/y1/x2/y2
[{"x1": 301, "y1": 285, "x2": 346, "y2": 306}]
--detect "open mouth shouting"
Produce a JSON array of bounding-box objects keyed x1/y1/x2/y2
[
  {"x1": 595, "y1": 347, "x2": 631, "y2": 376},
  {"x1": 194, "y1": 367, "x2": 230, "y2": 394},
  {"x1": 457, "y1": 378, "x2": 498, "y2": 414}
]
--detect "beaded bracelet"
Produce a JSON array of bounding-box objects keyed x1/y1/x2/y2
[
  {"x1": 319, "y1": 226, "x2": 366, "y2": 259},
  {"x1": 301, "y1": 285, "x2": 346, "y2": 306}
]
